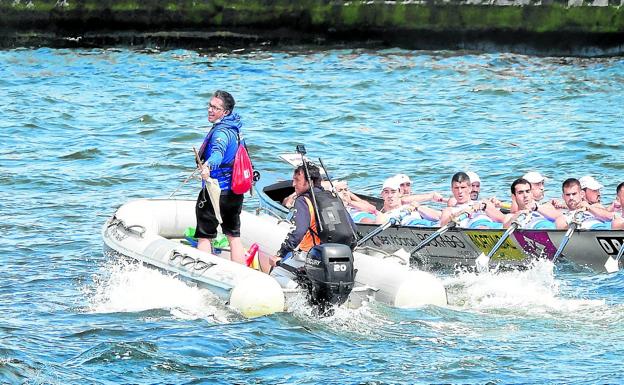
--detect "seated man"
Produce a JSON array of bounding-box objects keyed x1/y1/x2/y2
[
  {"x1": 332, "y1": 179, "x2": 378, "y2": 223},
  {"x1": 610, "y1": 182, "x2": 624, "y2": 229},
  {"x1": 578, "y1": 175, "x2": 616, "y2": 224},
  {"x1": 579, "y1": 175, "x2": 606, "y2": 207},
  {"x1": 440, "y1": 172, "x2": 506, "y2": 228},
  {"x1": 504, "y1": 178, "x2": 561, "y2": 229},
  {"x1": 375, "y1": 177, "x2": 440, "y2": 226},
  {"x1": 555, "y1": 178, "x2": 611, "y2": 230},
  {"x1": 447, "y1": 171, "x2": 480, "y2": 207},
  {"x1": 466, "y1": 171, "x2": 481, "y2": 201},
  {"x1": 394, "y1": 173, "x2": 447, "y2": 206},
  {"x1": 511, "y1": 171, "x2": 562, "y2": 211},
  {"x1": 263, "y1": 164, "x2": 357, "y2": 272}
]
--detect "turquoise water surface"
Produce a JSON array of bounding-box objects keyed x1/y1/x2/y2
[{"x1": 1, "y1": 47, "x2": 624, "y2": 384}]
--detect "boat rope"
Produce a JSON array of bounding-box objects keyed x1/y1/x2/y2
[
  {"x1": 169, "y1": 250, "x2": 215, "y2": 272},
  {"x1": 107, "y1": 216, "x2": 146, "y2": 238}
]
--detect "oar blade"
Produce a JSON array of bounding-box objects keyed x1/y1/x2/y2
[
  {"x1": 206, "y1": 179, "x2": 222, "y2": 223},
  {"x1": 604, "y1": 256, "x2": 620, "y2": 274},
  {"x1": 392, "y1": 248, "x2": 411, "y2": 265},
  {"x1": 474, "y1": 223, "x2": 518, "y2": 274},
  {"x1": 475, "y1": 253, "x2": 489, "y2": 273}
]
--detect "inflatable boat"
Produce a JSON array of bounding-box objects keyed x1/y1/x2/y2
[{"x1": 101, "y1": 198, "x2": 448, "y2": 318}]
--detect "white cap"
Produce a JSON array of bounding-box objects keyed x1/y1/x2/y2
[
  {"x1": 466, "y1": 171, "x2": 480, "y2": 184},
  {"x1": 394, "y1": 173, "x2": 412, "y2": 184},
  {"x1": 579, "y1": 175, "x2": 603, "y2": 190},
  {"x1": 382, "y1": 177, "x2": 401, "y2": 191},
  {"x1": 523, "y1": 171, "x2": 546, "y2": 184}
]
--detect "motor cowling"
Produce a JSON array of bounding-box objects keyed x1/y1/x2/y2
[{"x1": 304, "y1": 243, "x2": 355, "y2": 311}]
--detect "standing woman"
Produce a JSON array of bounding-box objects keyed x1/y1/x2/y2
[{"x1": 196, "y1": 90, "x2": 245, "y2": 264}]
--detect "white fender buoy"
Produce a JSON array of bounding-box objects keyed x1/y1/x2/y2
[
  {"x1": 229, "y1": 273, "x2": 285, "y2": 317},
  {"x1": 353, "y1": 251, "x2": 447, "y2": 308},
  {"x1": 393, "y1": 270, "x2": 447, "y2": 308}
]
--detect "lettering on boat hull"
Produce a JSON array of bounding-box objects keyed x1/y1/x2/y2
[
  {"x1": 596, "y1": 236, "x2": 624, "y2": 256},
  {"x1": 466, "y1": 230, "x2": 524, "y2": 261}
]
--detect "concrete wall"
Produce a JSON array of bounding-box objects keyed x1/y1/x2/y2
[{"x1": 1, "y1": 0, "x2": 623, "y2": 55}]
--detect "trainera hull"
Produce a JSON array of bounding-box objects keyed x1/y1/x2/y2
[{"x1": 257, "y1": 179, "x2": 624, "y2": 273}]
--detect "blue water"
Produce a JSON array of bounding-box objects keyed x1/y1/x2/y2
[{"x1": 2, "y1": 47, "x2": 624, "y2": 384}]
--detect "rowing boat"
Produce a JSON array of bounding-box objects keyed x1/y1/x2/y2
[{"x1": 257, "y1": 177, "x2": 624, "y2": 273}]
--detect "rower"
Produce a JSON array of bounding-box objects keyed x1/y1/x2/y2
[
  {"x1": 440, "y1": 172, "x2": 505, "y2": 228},
  {"x1": 394, "y1": 173, "x2": 447, "y2": 206},
  {"x1": 555, "y1": 178, "x2": 611, "y2": 230},
  {"x1": 579, "y1": 175, "x2": 605, "y2": 206},
  {"x1": 504, "y1": 178, "x2": 560, "y2": 229},
  {"x1": 332, "y1": 179, "x2": 378, "y2": 224},
  {"x1": 610, "y1": 182, "x2": 624, "y2": 229},
  {"x1": 466, "y1": 171, "x2": 481, "y2": 201},
  {"x1": 376, "y1": 177, "x2": 440, "y2": 226},
  {"x1": 446, "y1": 171, "x2": 495, "y2": 207}
]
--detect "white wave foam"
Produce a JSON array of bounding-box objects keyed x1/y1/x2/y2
[
  {"x1": 444, "y1": 259, "x2": 608, "y2": 318},
  {"x1": 83, "y1": 258, "x2": 231, "y2": 323},
  {"x1": 285, "y1": 293, "x2": 395, "y2": 337}
]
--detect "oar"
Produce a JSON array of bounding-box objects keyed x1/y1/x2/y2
[
  {"x1": 168, "y1": 168, "x2": 199, "y2": 199},
  {"x1": 475, "y1": 213, "x2": 527, "y2": 273},
  {"x1": 604, "y1": 241, "x2": 624, "y2": 273},
  {"x1": 355, "y1": 217, "x2": 399, "y2": 249},
  {"x1": 552, "y1": 210, "x2": 585, "y2": 263},
  {"x1": 409, "y1": 212, "x2": 470, "y2": 255},
  {"x1": 193, "y1": 147, "x2": 222, "y2": 223}
]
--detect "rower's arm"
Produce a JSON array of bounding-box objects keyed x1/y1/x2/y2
[
  {"x1": 612, "y1": 215, "x2": 624, "y2": 230},
  {"x1": 439, "y1": 207, "x2": 454, "y2": 226},
  {"x1": 401, "y1": 192, "x2": 445, "y2": 205},
  {"x1": 413, "y1": 204, "x2": 442, "y2": 221},
  {"x1": 482, "y1": 201, "x2": 506, "y2": 222},
  {"x1": 348, "y1": 194, "x2": 377, "y2": 213},
  {"x1": 586, "y1": 203, "x2": 614, "y2": 221},
  {"x1": 536, "y1": 202, "x2": 562, "y2": 221},
  {"x1": 503, "y1": 212, "x2": 521, "y2": 228}
]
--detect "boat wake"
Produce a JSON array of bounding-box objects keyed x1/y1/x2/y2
[
  {"x1": 285, "y1": 293, "x2": 396, "y2": 337},
  {"x1": 444, "y1": 259, "x2": 614, "y2": 320},
  {"x1": 83, "y1": 258, "x2": 233, "y2": 323}
]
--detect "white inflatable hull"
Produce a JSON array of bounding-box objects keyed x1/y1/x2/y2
[{"x1": 102, "y1": 199, "x2": 447, "y2": 317}]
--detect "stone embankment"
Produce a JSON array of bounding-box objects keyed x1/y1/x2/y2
[{"x1": 1, "y1": 0, "x2": 623, "y2": 55}]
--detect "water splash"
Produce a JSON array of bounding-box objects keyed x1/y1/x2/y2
[
  {"x1": 83, "y1": 258, "x2": 231, "y2": 323},
  {"x1": 444, "y1": 260, "x2": 609, "y2": 319}
]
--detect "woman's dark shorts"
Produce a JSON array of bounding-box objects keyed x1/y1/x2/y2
[{"x1": 195, "y1": 188, "x2": 244, "y2": 239}]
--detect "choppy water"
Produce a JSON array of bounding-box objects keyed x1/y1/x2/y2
[{"x1": 1, "y1": 47, "x2": 624, "y2": 384}]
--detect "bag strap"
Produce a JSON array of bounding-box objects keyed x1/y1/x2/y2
[
  {"x1": 236, "y1": 130, "x2": 253, "y2": 167},
  {"x1": 198, "y1": 126, "x2": 218, "y2": 163},
  {"x1": 303, "y1": 195, "x2": 320, "y2": 246}
]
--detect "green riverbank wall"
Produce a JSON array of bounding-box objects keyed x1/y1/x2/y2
[{"x1": 1, "y1": 0, "x2": 624, "y2": 55}]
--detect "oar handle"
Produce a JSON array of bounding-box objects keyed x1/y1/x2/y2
[
  {"x1": 513, "y1": 212, "x2": 528, "y2": 227},
  {"x1": 193, "y1": 147, "x2": 209, "y2": 174}
]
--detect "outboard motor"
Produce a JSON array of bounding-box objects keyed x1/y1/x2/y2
[{"x1": 303, "y1": 243, "x2": 355, "y2": 313}]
